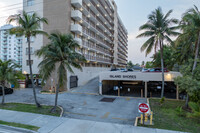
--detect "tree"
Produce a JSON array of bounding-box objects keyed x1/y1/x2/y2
[
  {"x1": 137, "y1": 7, "x2": 179, "y2": 98},
  {"x1": 141, "y1": 61, "x2": 145, "y2": 66},
  {"x1": 145, "y1": 61, "x2": 153, "y2": 68},
  {"x1": 0, "y1": 60, "x2": 22, "y2": 105},
  {"x1": 151, "y1": 45, "x2": 175, "y2": 70},
  {"x1": 127, "y1": 61, "x2": 134, "y2": 68},
  {"x1": 7, "y1": 11, "x2": 48, "y2": 107},
  {"x1": 36, "y1": 32, "x2": 86, "y2": 112},
  {"x1": 176, "y1": 5, "x2": 200, "y2": 107}
]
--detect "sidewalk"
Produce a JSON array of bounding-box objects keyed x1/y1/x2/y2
[{"x1": 0, "y1": 109, "x2": 183, "y2": 133}]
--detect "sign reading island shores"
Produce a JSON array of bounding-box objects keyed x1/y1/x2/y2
[{"x1": 109, "y1": 75, "x2": 137, "y2": 79}]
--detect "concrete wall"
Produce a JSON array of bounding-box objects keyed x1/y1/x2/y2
[
  {"x1": 43, "y1": 0, "x2": 71, "y2": 45},
  {"x1": 67, "y1": 67, "x2": 110, "y2": 88}
]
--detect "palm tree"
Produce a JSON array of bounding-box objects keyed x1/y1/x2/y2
[
  {"x1": 36, "y1": 32, "x2": 86, "y2": 112},
  {"x1": 7, "y1": 11, "x2": 48, "y2": 107},
  {"x1": 0, "y1": 60, "x2": 22, "y2": 105},
  {"x1": 176, "y1": 5, "x2": 200, "y2": 107},
  {"x1": 181, "y1": 5, "x2": 200, "y2": 75},
  {"x1": 137, "y1": 7, "x2": 179, "y2": 98}
]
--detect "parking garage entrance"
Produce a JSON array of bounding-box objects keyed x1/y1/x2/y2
[
  {"x1": 99, "y1": 72, "x2": 182, "y2": 99},
  {"x1": 102, "y1": 80, "x2": 178, "y2": 99},
  {"x1": 102, "y1": 80, "x2": 144, "y2": 97}
]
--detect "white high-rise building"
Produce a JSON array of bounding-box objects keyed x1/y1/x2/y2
[{"x1": 0, "y1": 24, "x2": 23, "y2": 68}]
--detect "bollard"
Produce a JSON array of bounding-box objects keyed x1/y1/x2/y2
[
  {"x1": 150, "y1": 111, "x2": 153, "y2": 125},
  {"x1": 145, "y1": 113, "x2": 148, "y2": 122},
  {"x1": 140, "y1": 114, "x2": 143, "y2": 124}
]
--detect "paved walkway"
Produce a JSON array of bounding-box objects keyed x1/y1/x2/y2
[{"x1": 0, "y1": 109, "x2": 184, "y2": 133}]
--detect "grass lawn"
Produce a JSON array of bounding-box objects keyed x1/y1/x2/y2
[
  {"x1": 0, "y1": 120, "x2": 39, "y2": 131},
  {"x1": 140, "y1": 99, "x2": 200, "y2": 133},
  {"x1": 0, "y1": 103, "x2": 61, "y2": 117}
]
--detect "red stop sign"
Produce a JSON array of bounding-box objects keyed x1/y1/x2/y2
[{"x1": 139, "y1": 103, "x2": 149, "y2": 113}]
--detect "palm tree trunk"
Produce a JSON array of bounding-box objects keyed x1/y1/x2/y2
[
  {"x1": 1, "y1": 82, "x2": 5, "y2": 105},
  {"x1": 51, "y1": 84, "x2": 59, "y2": 112},
  {"x1": 160, "y1": 40, "x2": 165, "y2": 98},
  {"x1": 27, "y1": 37, "x2": 41, "y2": 108},
  {"x1": 192, "y1": 32, "x2": 200, "y2": 75}
]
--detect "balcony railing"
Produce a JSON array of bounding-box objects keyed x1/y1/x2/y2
[{"x1": 71, "y1": 10, "x2": 82, "y2": 21}]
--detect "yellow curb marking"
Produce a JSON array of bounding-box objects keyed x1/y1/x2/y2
[
  {"x1": 101, "y1": 112, "x2": 110, "y2": 119},
  {"x1": 65, "y1": 112, "x2": 96, "y2": 117}
]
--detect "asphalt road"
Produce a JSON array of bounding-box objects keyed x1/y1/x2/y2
[{"x1": 2, "y1": 86, "x2": 146, "y2": 125}]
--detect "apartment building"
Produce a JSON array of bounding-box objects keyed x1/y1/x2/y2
[
  {"x1": 23, "y1": 0, "x2": 128, "y2": 87},
  {"x1": 0, "y1": 24, "x2": 23, "y2": 68}
]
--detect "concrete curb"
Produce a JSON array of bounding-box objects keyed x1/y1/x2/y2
[
  {"x1": 147, "y1": 98, "x2": 151, "y2": 113},
  {"x1": 134, "y1": 116, "x2": 139, "y2": 126},
  {"x1": 57, "y1": 105, "x2": 64, "y2": 117},
  {"x1": 0, "y1": 124, "x2": 38, "y2": 133}
]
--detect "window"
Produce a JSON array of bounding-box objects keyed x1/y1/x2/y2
[
  {"x1": 26, "y1": 60, "x2": 33, "y2": 66},
  {"x1": 26, "y1": 47, "x2": 34, "y2": 55},
  {"x1": 27, "y1": 0, "x2": 34, "y2": 6}
]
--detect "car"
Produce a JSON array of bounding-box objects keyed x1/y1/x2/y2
[
  {"x1": 34, "y1": 79, "x2": 42, "y2": 85},
  {"x1": 0, "y1": 87, "x2": 13, "y2": 96},
  {"x1": 141, "y1": 68, "x2": 149, "y2": 72},
  {"x1": 111, "y1": 68, "x2": 120, "y2": 71},
  {"x1": 144, "y1": 68, "x2": 169, "y2": 72},
  {"x1": 128, "y1": 68, "x2": 134, "y2": 72},
  {"x1": 120, "y1": 68, "x2": 128, "y2": 72}
]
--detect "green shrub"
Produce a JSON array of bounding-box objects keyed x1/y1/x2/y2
[
  {"x1": 175, "y1": 106, "x2": 185, "y2": 117},
  {"x1": 160, "y1": 97, "x2": 165, "y2": 104},
  {"x1": 187, "y1": 102, "x2": 200, "y2": 118}
]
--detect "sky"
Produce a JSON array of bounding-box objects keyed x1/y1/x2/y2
[{"x1": 0, "y1": 0, "x2": 200, "y2": 64}]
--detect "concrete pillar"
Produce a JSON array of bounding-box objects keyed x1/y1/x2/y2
[
  {"x1": 118, "y1": 87, "x2": 120, "y2": 96},
  {"x1": 141, "y1": 89, "x2": 143, "y2": 98},
  {"x1": 145, "y1": 81, "x2": 148, "y2": 98},
  {"x1": 99, "y1": 80, "x2": 102, "y2": 95},
  {"x1": 176, "y1": 85, "x2": 179, "y2": 100}
]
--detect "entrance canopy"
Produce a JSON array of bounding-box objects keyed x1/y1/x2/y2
[
  {"x1": 99, "y1": 71, "x2": 182, "y2": 96},
  {"x1": 100, "y1": 71, "x2": 182, "y2": 82}
]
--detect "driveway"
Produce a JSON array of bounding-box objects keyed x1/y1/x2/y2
[
  {"x1": 2, "y1": 88, "x2": 146, "y2": 125},
  {"x1": 70, "y1": 76, "x2": 99, "y2": 94}
]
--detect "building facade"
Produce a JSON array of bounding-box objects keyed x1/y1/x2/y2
[
  {"x1": 0, "y1": 24, "x2": 23, "y2": 68},
  {"x1": 23, "y1": 0, "x2": 128, "y2": 87}
]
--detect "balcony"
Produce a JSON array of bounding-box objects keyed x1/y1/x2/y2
[
  {"x1": 71, "y1": 24, "x2": 82, "y2": 34},
  {"x1": 71, "y1": 10, "x2": 82, "y2": 21},
  {"x1": 74, "y1": 38, "x2": 82, "y2": 45},
  {"x1": 71, "y1": 0, "x2": 82, "y2": 8}
]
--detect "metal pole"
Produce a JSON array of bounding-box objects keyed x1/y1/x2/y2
[
  {"x1": 145, "y1": 81, "x2": 147, "y2": 98},
  {"x1": 176, "y1": 85, "x2": 179, "y2": 100}
]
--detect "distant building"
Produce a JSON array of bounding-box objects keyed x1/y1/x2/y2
[
  {"x1": 23, "y1": 0, "x2": 128, "y2": 88},
  {"x1": 0, "y1": 24, "x2": 22, "y2": 69}
]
